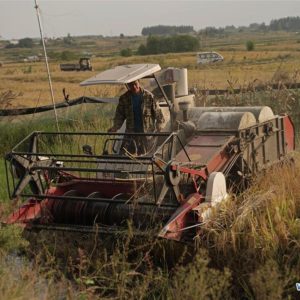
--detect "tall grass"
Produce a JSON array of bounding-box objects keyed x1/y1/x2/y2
[
  {"x1": 0, "y1": 103, "x2": 115, "y2": 156},
  {"x1": 196, "y1": 158, "x2": 300, "y2": 298}
]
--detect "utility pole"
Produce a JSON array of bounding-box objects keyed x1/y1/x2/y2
[{"x1": 34, "y1": 0, "x2": 59, "y2": 131}]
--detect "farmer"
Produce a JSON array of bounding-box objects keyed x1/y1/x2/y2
[{"x1": 108, "y1": 80, "x2": 165, "y2": 154}]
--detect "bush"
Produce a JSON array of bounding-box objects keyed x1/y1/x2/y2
[
  {"x1": 60, "y1": 50, "x2": 76, "y2": 61},
  {"x1": 249, "y1": 260, "x2": 285, "y2": 300},
  {"x1": 120, "y1": 48, "x2": 132, "y2": 57},
  {"x1": 246, "y1": 40, "x2": 255, "y2": 51},
  {"x1": 5, "y1": 43, "x2": 16, "y2": 49},
  {"x1": 47, "y1": 51, "x2": 62, "y2": 60},
  {"x1": 18, "y1": 38, "x2": 34, "y2": 48},
  {"x1": 0, "y1": 225, "x2": 29, "y2": 253},
  {"x1": 169, "y1": 250, "x2": 232, "y2": 299}
]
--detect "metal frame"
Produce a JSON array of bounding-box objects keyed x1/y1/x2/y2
[{"x1": 5, "y1": 131, "x2": 190, "y2": 204}]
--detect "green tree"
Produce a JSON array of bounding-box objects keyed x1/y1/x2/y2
[
  {"x1": 138, "y1": 35, "x2": 199, "y2": 55},
  {"x1": 246, "y1": 40, "x2": 255, "y2": 51},
  {"x1": 173, "y1": 35, "x2": 199, "y2": 52},
  {"x1": 63, "y1": 33, "x2": 73, "y2": 45},
  {"x1": 18, "y1": 38, "x2": 34, "y2": 48},
  {"x1": 120, "y1": 48, "x2": 132, "y2": 57},
  {"x1": 146, "y1": 36, "x2": 161, "y2": 54},
  {"x1": 137, "y1": 44, "x2": 147, "y2": 55}
]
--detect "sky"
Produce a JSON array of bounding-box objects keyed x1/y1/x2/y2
[{"x1": 1, "y1": 0, "x2": 300, "y2": 39}]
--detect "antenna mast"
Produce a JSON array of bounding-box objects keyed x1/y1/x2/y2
[{"x1": 34, "y1": 0, "x2": 59, "y2": 131}]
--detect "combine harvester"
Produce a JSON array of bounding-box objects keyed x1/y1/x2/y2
[{"x1": 4, "y1": 64, "x2": 295, "y2": 242}]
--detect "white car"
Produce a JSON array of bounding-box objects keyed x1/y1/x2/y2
[{"x1": 197, "y1": 52, "x2": 224, "y2": 64}]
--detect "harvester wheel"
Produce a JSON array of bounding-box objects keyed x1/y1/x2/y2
[
  {"x1": 205, "y1": 172, "x2": 227, "y2": 205},
  {"x1": 197, "y1": 172, "x2": 228, "y2": 221}
]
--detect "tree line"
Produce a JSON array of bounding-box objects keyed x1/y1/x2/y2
[
  {"x1": 269, "y1": 16, "x2": 300, "y2": 31},
  {"x1": 199, "y1": 16, "x2": 300, "y2": 36},
  {"x1": 137, "y1": 35, "x2": 199, "y2": 55},
  {"x1": 5, "y1": 38, "x2": 35, "y2": 48},
  {"x1": 141, "y1": 25, "x2": 195, "y2": 36},
  {"x1": 141, "y1": 17, "x2": 300, "y2": 38}
]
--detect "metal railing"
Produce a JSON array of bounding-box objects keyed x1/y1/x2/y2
[{"x1": 5, "y1": 131, "x2": 190, "y2": 204}]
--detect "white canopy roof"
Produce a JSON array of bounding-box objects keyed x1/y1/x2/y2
[{"x1": 80, "y1": 64, "x2": 161, "y2": 86}]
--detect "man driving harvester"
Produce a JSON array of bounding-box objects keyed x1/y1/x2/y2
[{"x1": 108, "y1": 80, "x2": 165, "y2": 154}]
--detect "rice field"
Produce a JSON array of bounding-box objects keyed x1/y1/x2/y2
[
  {"x1": 1, "y1": 31, "x2": 300, "y2": 108},
  {"x1": 0, "y1": 32, "x2": 300, "y2": 299}
]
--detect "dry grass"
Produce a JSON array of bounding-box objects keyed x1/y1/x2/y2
[{"x1": 195, "y1": 156, "x2": 300, "y2": 298}]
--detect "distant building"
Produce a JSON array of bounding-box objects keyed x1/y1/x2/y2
[{"x1": 9, "y1": 39, "x2": 19, "y2": 45}]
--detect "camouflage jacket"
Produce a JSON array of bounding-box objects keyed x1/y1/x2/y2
[{"x1": 113, "y1": 88, "x2": 165, "y2": 132}]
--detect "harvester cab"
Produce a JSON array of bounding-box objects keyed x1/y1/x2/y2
[{"x1": 4, "y1": 64, "x2": 295, "y2": 242}]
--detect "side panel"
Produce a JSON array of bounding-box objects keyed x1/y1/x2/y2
[
  {"x1": 283, "y1": 115, "x2": 295, "y2": 152},
  {"x1": 242, "y1": 115, "x2": 295, "y2": 174}
]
